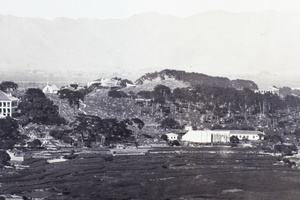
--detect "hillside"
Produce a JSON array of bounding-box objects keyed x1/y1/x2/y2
[
  {"x1": 122, "y1": 78, "x2": 190, "y2": 93},
  {"x1": 135, "y1": 69, "x2": 258, "y2": 90}
]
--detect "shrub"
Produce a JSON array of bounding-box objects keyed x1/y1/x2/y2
[
  {"x1": 161, "y1": 134, "x2": 168, "y2": 141},
  {"x1": 142, "y1": 134, "x2": 152, "y2": 138},
  {"x1": 169, "y1": 140, "x2": 180, "y2": 146},
  {"x1": 49, "y1": 130, "x2": 64, "y2": 140},
  {"x1": 160, "y1": 118, "x2": 180, "y2": 130},
  {"x1": 108, "y1": 90, "x2": 128, "y2": 98},
  {"x1": 0, "y1": 151, "x2": 10, "y2": 167},
  {"x1": 274, "y1": 144, "x2": 298, "y2": 155}
]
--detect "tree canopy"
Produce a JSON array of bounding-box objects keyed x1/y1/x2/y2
[
  {"x1": 0, "y1": 81, "x2": 18, "y2": 93},
  {"x1": 108, "y1": 90, "x2": 128, "y2": 98},
  {"x1": 58, "y1": 89, "x2": 85, "y2": 112},
  {"x1": 19, "y1": 88, "x2": 66, "y2": 125},
  {"x1": 153, "y1": 84, "x2": 171, "y2": 104},
  {"x1": 0, "y1": 151, "x2": 10, "y2": 167},
  {"x1": 72, "y1": 114, "x2": 138, "y2": 146},
  {"x1": 0, "y1": 117, "x2": 24, "y2": 150},
  {"x1": 160, "y1": 118, "x2": 180, "y2": 130}
]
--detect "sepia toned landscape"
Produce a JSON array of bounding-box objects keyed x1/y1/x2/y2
[
  {"x1": 1, "y1": 69, "x2": 300, "y2": 199},
  {"x1": 2, "y1": 0, "x2": 300, "y2": 199}
]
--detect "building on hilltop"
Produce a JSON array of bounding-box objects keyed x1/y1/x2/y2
[
  {"x1": 42, "y1": 83, "x2": 59, "y2": 94},
  {"x1": 87, "y1": 78, "x2": 121, "y2": 88},
  {"x1": 0, "y1": 91, "x2": 19, "y2": 117},
  {"x1": 256, "y1": 86, "x2": 280, "y2": 96}
]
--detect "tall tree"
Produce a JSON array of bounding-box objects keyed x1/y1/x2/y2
[
  {"x1": 153, "y1": 84, "x2": 171, "y2": 104},
  {"x1": 73, "y1": 114, "x2": 135, "y2": 146},
  {"x1": 58, "y1": 89, "x2": 85, "y2": 114},
  {"x1": 160, "y1": 117, "x2": 180, "y2": 130}
]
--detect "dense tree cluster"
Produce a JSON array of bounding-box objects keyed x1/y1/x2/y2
[
  {"x1": 153, "y1": 85, "x2": 171, "y2": 104},
  {"x1": 160, "y1": 117, "x2": 180, "y2": 130},
  {"x1": 19, "y1": 88, "x2": 66, "y2": 125},
  {"x1": 0, "y1": 117, "x2": 25, "y2": 150},
  {"x1": 58, "y1": 88, "x2": 86, "y2": 114},
  {"x1": 49, "y1": 129, "x2": 75, "y2": 145},
  {"x1": 135, "y1": 69, "x2": 258, "y2": 90},
  {"x1": 136, "y1": 84, "x2": 300, "y2": 121},
  {"x1": 112, "y1": 77, "x2": 134, "y2": 88},
  {"x1": 0, "y1": 151, "x2": 10, "y2": 168},
  {"x1": 27, "y1": 139, "x2": 42, "y2": 148},
  {"x1": 108, "y1": 90, "x2": 128, "y2": 98},
  {"x1": 72, "y1": 114, "x2": 144, "y2": 146}
]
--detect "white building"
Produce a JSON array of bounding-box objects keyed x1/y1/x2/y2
[
  {"x1": 6, "y1": 149, "x2": 30, "y2": 163},
  {"x1": 87, "y1": 78, "x2": 121, "y2": 88},
  {"x1": 166, "y1": 133, "x2": 179, "y2": 141},
  {"x1": 229, "y1": 130, "x2": 265, "y2": 141},
  {"x1": 256, "y1": 86, "x2": 280, "y2": 95},
  {"x1": 42, "y1": 83, "x2": 59, "y2": 94},
  {"x1": 0, "y1": 91, "x2": 19, "y2": 117},
  {"x1": 182, "y1": 127, "x2": 264, "y2": 144},
  {"x1": 182, "y1": 129, "x2": 230, "y2": 144}
]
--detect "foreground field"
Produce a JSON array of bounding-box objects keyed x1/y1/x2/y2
[{"x1": 1, "y1": 147, "x2": 300, "y2": 200}]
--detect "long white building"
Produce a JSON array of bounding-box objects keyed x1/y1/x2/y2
[{"x1": 182, "y1": 126, "x2": 264, "y2": 144}]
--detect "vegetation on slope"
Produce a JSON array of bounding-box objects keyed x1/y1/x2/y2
[{"x1": 135, "y1": 69, "x2": 258, "y2": 90}]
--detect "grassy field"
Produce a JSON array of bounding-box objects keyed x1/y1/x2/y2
[{"x1": 1, "y1": 147, "x2": 300, "y2": 200}]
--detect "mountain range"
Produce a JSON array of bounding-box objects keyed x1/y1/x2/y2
[{"x1": 1, "y1": 11, "x2": 300, "y2": 88}]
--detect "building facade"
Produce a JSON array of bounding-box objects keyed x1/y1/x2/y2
[
  {"x1": 0, "y1": 91, "x2": 19, "y2": 117},
  {"x1": 87, "y1": 78, "x2": 121, "y2": 88},
  {"x1": 182, "y1": 127, "x2": 264, "y2": 144},
  {"x1": 42, "y1": 83, "x2": 59, "y2": 94},
  {"x1": 256, "y1": 86, "x2": 280, "y2": 96},
  {"x1": 166, "y1": 133, "x2": 179, "y2": 141}
]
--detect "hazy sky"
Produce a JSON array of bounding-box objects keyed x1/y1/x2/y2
[
  {"x1": 1, "y1": 0, "x2": 300, "y2": 88},
  {"x1": 1, "y1": 0, "x2": 300, "y2": 19}
]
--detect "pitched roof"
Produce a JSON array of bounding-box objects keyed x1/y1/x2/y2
[
  {"x1": 44, "y1": 84, "x2": 59, "y2": 91},
  {"x1": 166, "y1": 133, "x2": 178, "y2": 136},
  {"x1": 0, "y1": 91, "x2": 18, "y2": 101}
]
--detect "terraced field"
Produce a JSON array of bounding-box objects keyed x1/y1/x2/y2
[{"x1": 1, "y1": 147, "x2": 300, "y2": 199}]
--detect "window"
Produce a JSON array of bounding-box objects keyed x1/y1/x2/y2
[
  {"x1": 3, "y1": 102, "x2": 6, "y2": 107},
  {"x1": 0, "y1": 102, "x2": 2, "y2": 107},
  {"x1": 7, "y1": 108, "x2": 10, "y2": 113},
  {"x1": 0, "y1": 108, "x2": 2, "y2": 113},
  {"x1": 7, "y1": 102, "x2": 10, "y2": 107}
]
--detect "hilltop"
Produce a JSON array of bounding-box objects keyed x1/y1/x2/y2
[{"x1": 134, "y1": 69, "x2": 258, "y2": 90}]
